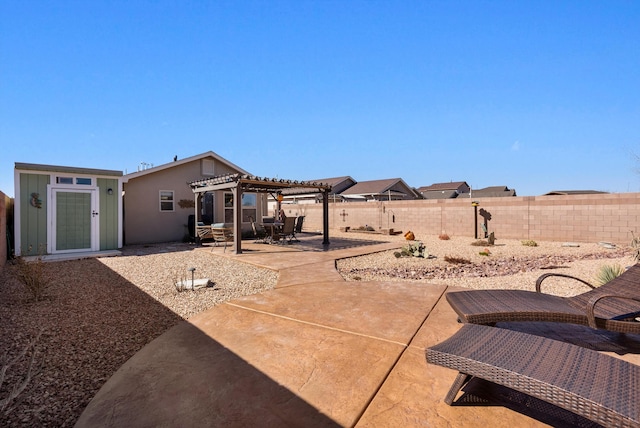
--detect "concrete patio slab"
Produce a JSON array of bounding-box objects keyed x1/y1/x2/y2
[{"x1": 76, "y1": 237, "x2": 633, "y2": 427}]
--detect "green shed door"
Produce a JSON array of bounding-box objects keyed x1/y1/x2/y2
[{"x1": 53, "y1": 189, "x2": 98, "y2": 252}]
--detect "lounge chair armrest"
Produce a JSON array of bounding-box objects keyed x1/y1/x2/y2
[
  {"x1": 535, "y1": 273, "x2": 595, "y2": 293},
  {"x1": 586, "y1": 294, "x2": 640, "y2": 329}
]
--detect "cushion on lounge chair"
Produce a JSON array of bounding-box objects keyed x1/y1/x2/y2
[
  {"x1": 426, "y1": 324, "x2": 640, "y2": 427},
  {"x1": 446, "y1": 264, "x2": 640, "y2": 334}
]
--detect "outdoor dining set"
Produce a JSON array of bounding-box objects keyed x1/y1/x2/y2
[{"x1": 252, "y1": 215, "x2": 304, "y2": 245}]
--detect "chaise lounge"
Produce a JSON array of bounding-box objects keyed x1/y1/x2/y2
[
  {"x1": 445, "y1": 264, "x2": 640, "y2": 333},
  {"x1": 426, "y1": 323, "x2": 640, "y2": 427}
]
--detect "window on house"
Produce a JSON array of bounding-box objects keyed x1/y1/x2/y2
[
  {"x1": 76, "y1": 178, "x2": 92, "y2": 185},
  {"x1": 224, "y1": 192, "x2": 257, "y2": 223},
  {"x1": 56, "y1": 177, "x2": 73, "y2": 184},
  {"x1": 242, "y1": 193, "x2": 257, "y2": 223},
  {"x1": 160, "y1": 191, "x2": 174, "y2": 211}
]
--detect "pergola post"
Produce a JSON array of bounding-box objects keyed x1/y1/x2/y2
[
  {"x1": 233, "y1": 186, "x2": 243, "y2": 254},
  {"x1": 322, "y1": 190, "x2": 330, "y2": 245}
]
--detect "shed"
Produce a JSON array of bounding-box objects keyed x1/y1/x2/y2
[{"x1": 14, "y1": 163, "x2": 123, "y2": 257}]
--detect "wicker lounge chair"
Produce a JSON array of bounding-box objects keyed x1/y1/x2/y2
[
  {"x1": 426, "y1": 324, "x2": 640, "y2": 427},
  {"x1": 446, "y1": 264, "x2": 640, "y2": 334}
]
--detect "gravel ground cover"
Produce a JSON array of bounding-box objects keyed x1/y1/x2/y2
[
  {"x1": 0, "y1": 235, "x2": 635, "y2": 427},
  {"x1": 336, "y1": 234, "x2": 636, "y2": 297},
  {"x1": 0, "y1": 243, "x2": 277, "y2": 427}
]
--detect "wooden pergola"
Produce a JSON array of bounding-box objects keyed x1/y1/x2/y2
[{"x1": 189, "y1": 173, "x2": 332, "y2": 254}]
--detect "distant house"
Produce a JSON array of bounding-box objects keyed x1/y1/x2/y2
[
  {"x1": 472, "y1": 186, "x2": 517, "y2": 198},
  {"x1": 122, "y1": 151, "x2": 257, "y2": 245},
  {"x1": 339, "y1": 178, "x2": 420, "y2": 201},
  {"x1": 417, "y1": 181, "x2": 470, "y2": 199},
  {"x1": 14, "y1": 163, "x2": 123, "y2": 257},
  {"x1": 542, "y1": 190, "x2": 608, "y2": 196},
  {"x1": 273, "y1": 176, "x2": 355, "y2": 205}
]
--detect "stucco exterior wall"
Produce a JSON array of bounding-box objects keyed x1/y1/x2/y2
[
  {"x1": 123, "y1": 158, "x2": 261, "y2": 245},
  {"x1": 293, "y1": 193, "x2": 640, "y2": 245}
]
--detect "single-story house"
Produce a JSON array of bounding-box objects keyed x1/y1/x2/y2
[
  {"x1": 417, "y1": 181, "x2": 471, "y2": 199},
  {"x1": 13, "y1": 163, "x2": 123, "y2": 257},
  {"x1": 339, "y1": 178, "x2": 420, "y2": 201},
  {"x1": 122, "y1": 151, "x2": 260, "y2": 245}
]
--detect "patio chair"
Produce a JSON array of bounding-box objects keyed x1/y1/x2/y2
[
  {"x1": 426, "y1": 323, "x2": 640, "y2": 427},
  {"x1": 278, "y1": 216, "x2": 296, "y2": 244},
  {"x1": 291, "y1": 215, "x2": 305, "y2": 242},
  {"x1": 446, "y1": 264, "x2": 640, "y2": 334},
  {"x1": 195, "y1": 222, "x2": 214, "y2": 243},
  {"x1": 249, "y1": 217, "x2": 268, "y2": 243},
  {"x1": 211, "y1": 223, "x2": 234, "y2": 252}
]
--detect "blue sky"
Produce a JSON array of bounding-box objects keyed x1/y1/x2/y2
[{"x1": 2, "y1": 0, "x2": 639, "y2": 197}]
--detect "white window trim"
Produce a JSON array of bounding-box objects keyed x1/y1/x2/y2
[{"x1": 159, "y1": 190, "x2": 175, "y2": 212}]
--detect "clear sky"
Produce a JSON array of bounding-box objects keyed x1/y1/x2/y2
[{"x1": 2, "y1": 1, "x2": 639, "y2": 197}]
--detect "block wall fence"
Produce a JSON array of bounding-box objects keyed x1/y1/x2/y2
[{"x1": 280, "y1": 193, "x2": 640, "y2": 245}]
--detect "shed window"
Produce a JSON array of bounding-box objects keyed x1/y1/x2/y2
[
  {"x1": 160, "y1": 191, "x2": 174, "y2": 212},
  {"x1": 76, "y1": 178, "x2": 92, "y2": 185}
]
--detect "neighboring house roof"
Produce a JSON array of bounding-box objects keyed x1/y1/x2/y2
[
  {"x1": 543, "y1": 190, "x2": 609, "y2": 196},
  {"x1": 417, "y1": 181, "x2": 470, "y2": 193},
  {"x1": 339, "y1": 178, "x2": 419, "y2": 200},
  {"x1": 472, "y1": 186, "x2": 517, "y2": 197},
  {"x1": 417, "y1": 181, "x2": 470, "y2": 199},
  {"x1": 420, "y1": 190, "x2": 460, "y2": 199},
  {"x1": 122, "y1": 151, "x2": 249, "y2": 181}
]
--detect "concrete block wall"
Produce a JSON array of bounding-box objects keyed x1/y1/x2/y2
[{"x1": 292, "y1": 193, "x2": 640, "y2": 245}]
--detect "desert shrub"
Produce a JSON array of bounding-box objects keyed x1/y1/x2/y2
[
  {"x1": 12, "y1": 245, "x2": 51, "y2": 302},
  {"x1": 594, "y1": 264, "x2": 626, "y2": 286},
  {"x1": 444, "y1": 255, "x2": 470, "y2": 264},
  {"x1": 394, "y1": 241, "x2": 427, "y2": 258},
  {"x1": 521, "y1": 239, "x2": 538, "y2": 247},
  {"x1": 631, "y1": 231, "x2": 640, "y2": 264},
  {"x1": 438, "y1": 233, "x2": 450, "y2": 240}
]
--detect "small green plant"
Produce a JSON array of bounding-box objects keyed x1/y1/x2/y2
[
  {"x1": 394, "y1": 241, "x2": 427, "y2": 258},
  {"x1": 479, "y1": 251, "x2": 490, "y2": 256},
  {"x1": 444, "y1": 255, "x2": 470, "y2": 264},
  {"x1": 594, "y1": 264, "x2": 626, "y2": 286},
  {"x1": 631, "y1": 231, "x2": 640, "y2": 264},
  {"x1": 521, "y1": 240, "x2": 538, "y2": 247},
  {"x1": 12, "y1": 245, "x2": 50, "y2": 302}
]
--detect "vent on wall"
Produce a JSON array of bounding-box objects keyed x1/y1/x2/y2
[{"x1": 202, "y1": 159, "x2": 215, "y2": 176}]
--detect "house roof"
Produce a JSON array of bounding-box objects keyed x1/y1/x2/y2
[
  {"x1": 472, "y1": 186, "x2": 517, "y2": 197},
  {"x1": 279, "y1": 176, "x2": 356, "y2": 197},
  {"x1": 15, "y1": 162, "x2": 122, "y2": 177},
  {"x1": 417, "y1": 181, "x2": 469, "y2": 192},
  {"x1": 339, "y1": 178, "x2": 417, "y2": 198},
  {"x1": 122, "y1": 151, "x2": 249, "y2": 181},
  {"x1": 420, "y1": 190, "x2": 460, "y2": 199},
  {"x1": 543, "y1": 190, "x2": 608, "y2": 196}
]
